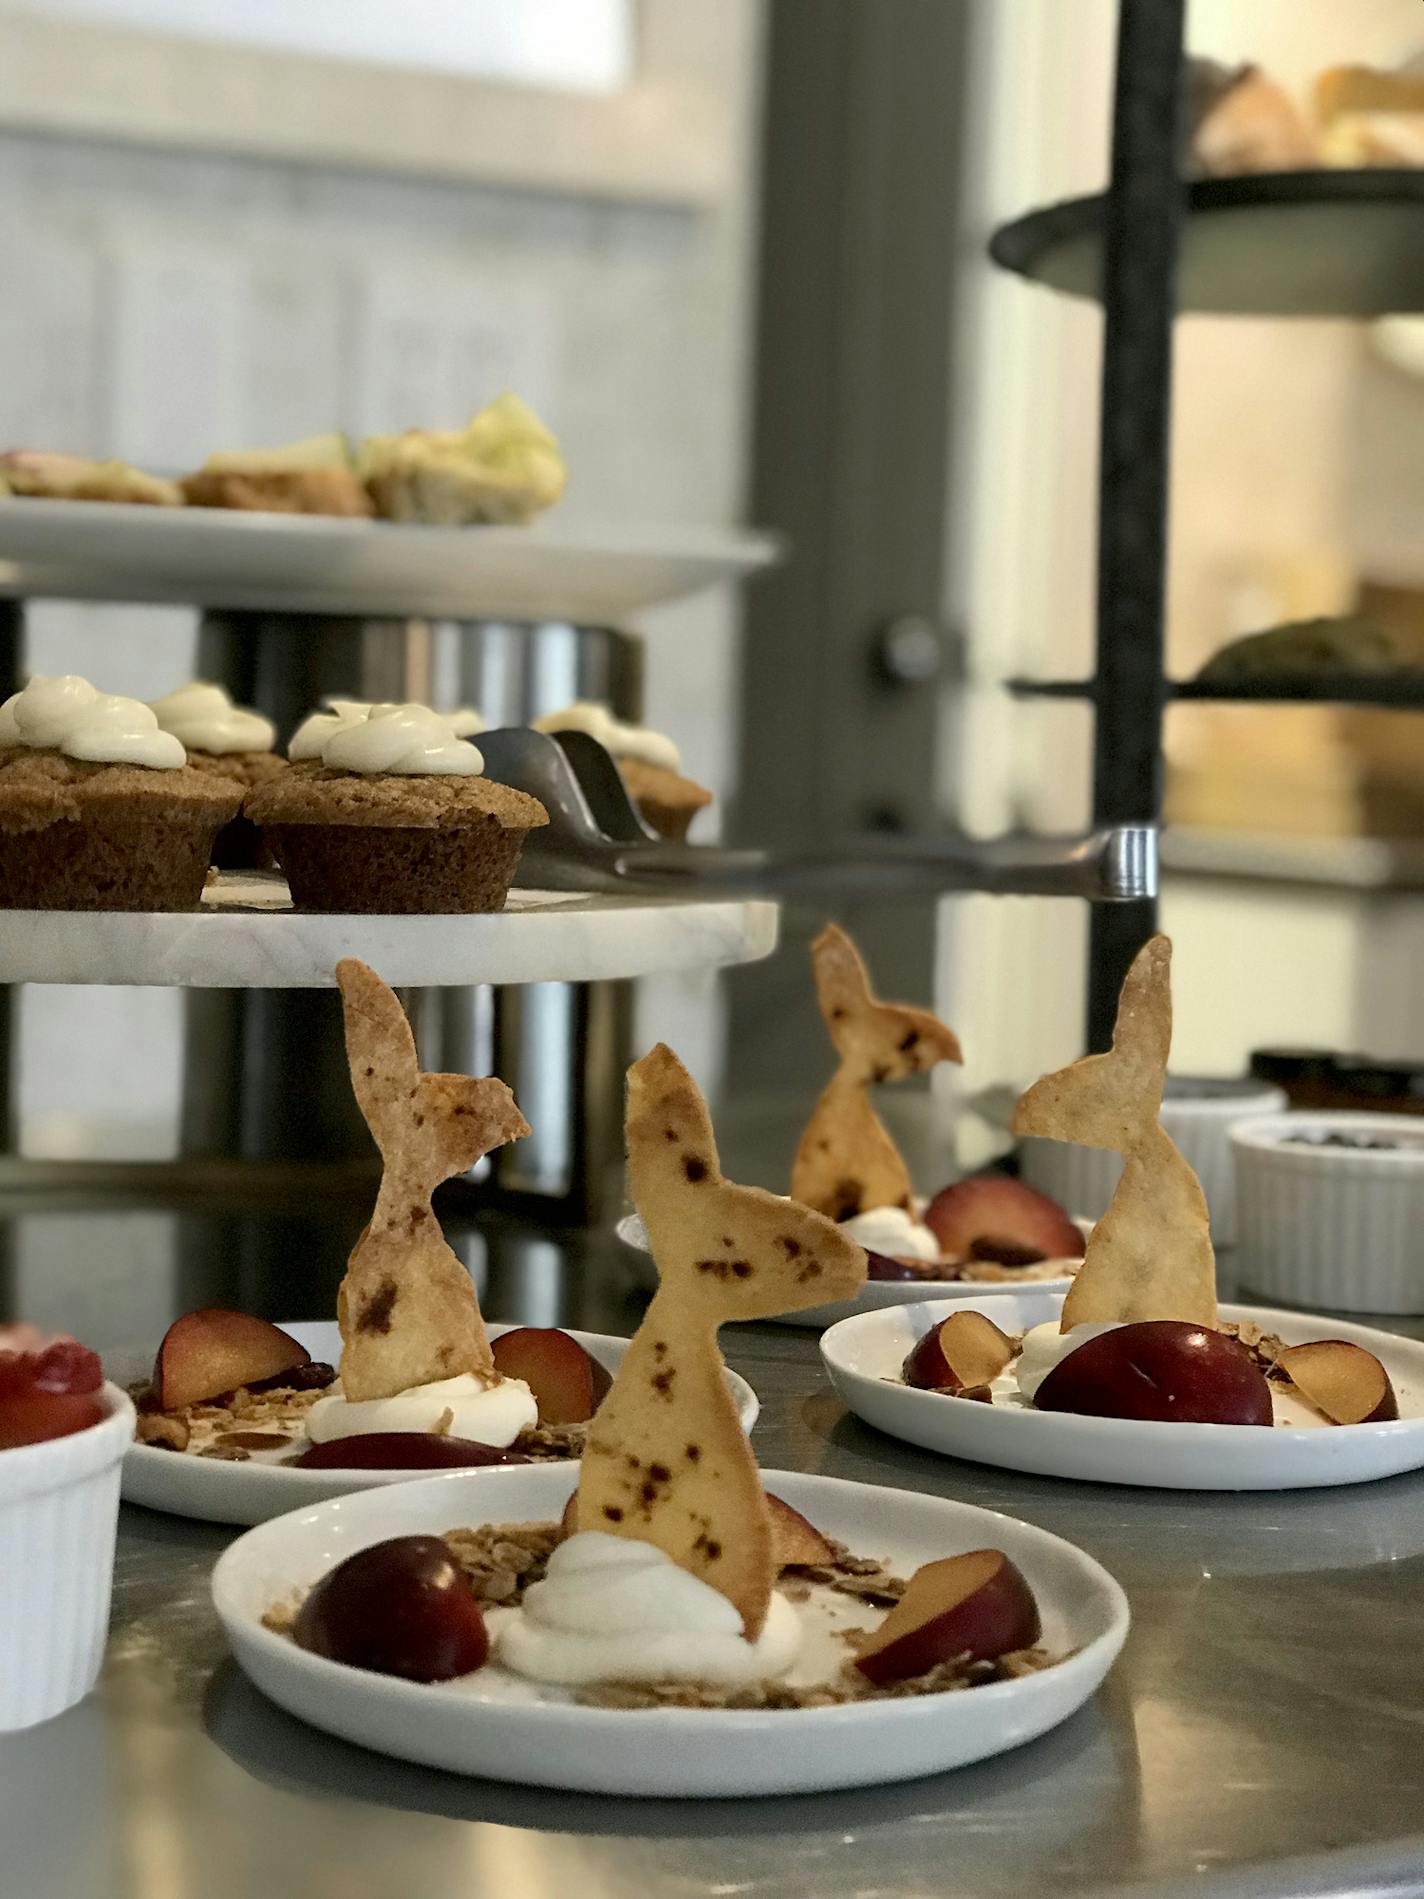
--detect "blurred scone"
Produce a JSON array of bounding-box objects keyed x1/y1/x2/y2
[
  {"x1": 1317, "y1": 65, "x2": 1424, "y2": 167},
  {"x1": 1196, "y1": 616, "x2": 1414, "y2": 682},
  {"x1": 359, "y1": 394, "x2": 566, "y2": 526},
  {"x1": 0, "y1": 450, "x2": 181, "y2": 507},
  {"x1": 180, "y1": 433, "x2": 372, "y2": 517},
  {"x1": 1185, "y1": 59, "x2": 1319, "y2": 176}
]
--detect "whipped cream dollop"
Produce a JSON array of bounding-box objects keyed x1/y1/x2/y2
[
  {"x1": 289, "y1": 701, "x2": 484, "y2": 775},
  {"x1": 534, "y1": 702, "x2": 681, "y2": 772},
  {"x1": 493, "y1": 1531, "x2": 803, "y2": 1687},
  {"x1": 150, "y1": 682, "x2": 276, "y2": 754},
  {"x1": 1014, "y1": 1320, "x2": 1123, "y2": 1404},
  {"x1": 0, "y1": 674, "x2": 184, "y2": 768},
  {"x1": 325, "y1": 696, "x2": 485, "y2": 738},
  {"x1": 306, "y1": 1370, "x2": 536, "y2": 1445},
  {"x1": 840, "y1": 1205, "x2": 941, "y2": 1263}
]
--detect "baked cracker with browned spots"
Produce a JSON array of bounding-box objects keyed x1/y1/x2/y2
[
  {"x1": 578, "y1": 1044, "x2": 865, "y2": 1638},
  {"x1": 790, "y1": 923, "x2": 963, "y2": 1220},
  {"x1": 334, "y1": 958, "x2": 530, "y2": 1402},
  {"x1": 1013, "y1": 934, "x2": 1216, "y2": 1332}
]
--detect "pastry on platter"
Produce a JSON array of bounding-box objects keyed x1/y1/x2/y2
[
  {"x1": 245, "y1": 700, "x2": 547, "y2": 913},
  {"x1": 0, "y1": 674, "x2": 240, "y2": 910},
  {"x1": 1317, "y1": 64, "x2": 1424, "y2": 168},
  {"x1": 901, "y1": 936, "x2": 1401, "y2": 1431},
  {"x1": 790, "y1": 925, "x2": 1084, "y2": 1283},
  {"x1": 132, "y1": 961, "x2": 610, "y2": 1469},
  {"x1": 534, "y1": 700, "x2": 713, "y2": 841},
  {"x1": 179, "y1": 432, "x2": 372, "y2": 517},
  {"x1": 0, "y1": 449, "x2": 181, "y2": 507},
  {"x1": 1196, "y1": 615, "x2": 1415, "y2": 681},
  {"x1": 1184, "y1": 58, "x2": 1319, "y2": 176},
  {"x1": 358, "y1": 394, "x2": 566, "y2": 526},
  {"x1": 265, "y1": 1045, "x2": 1064, "y2": 1708}
]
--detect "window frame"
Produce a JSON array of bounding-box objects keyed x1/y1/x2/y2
[{"x1": 0, "y1": 0, "x2": 737, "y2": 205}]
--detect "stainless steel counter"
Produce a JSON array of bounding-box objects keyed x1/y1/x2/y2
[{"x1": 2, "y1": 1199, "x2": 1423, "y2": 1899}]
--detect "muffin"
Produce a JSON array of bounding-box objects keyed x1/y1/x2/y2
[
  {"x1": 358, "y1": 394, "x2": 566, "y2": 526},
  {"x1": 245, "y1": 703, "x2": 547, "y2": 914},
  {"x1": 0, "y1": 676, "x2": 241, "y2": 910},
  {"x1": 150, "y1": 683, "x2": 284, "y2": 870},
  {"x1": 0, "y1": 450, "x2": 181, "y2": 507},
  {"x1": 179, "y1": 434, "x2": 372, "y2": 517},
  {"x1": 534, "y1": 701, "x2": 712, "y2": 841}
]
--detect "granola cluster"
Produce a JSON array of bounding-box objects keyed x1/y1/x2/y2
[
  {"x1": 131, "y1": 1376, "x2": 332, "y2": 1456},
  {"x1": 444, "y1": 1521, "x2": 562, "y2": 1605},
  {"x1": 1225, "y1": 1322, "x2": 1294, "y2": 1383},
  {"x1": 580, "y1": 1647, "x2": 1053, "y2": 1711}
]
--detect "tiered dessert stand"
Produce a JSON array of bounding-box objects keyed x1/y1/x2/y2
[{"x1": 0, "y1": 511, "x2": 778, "y2": 1239}]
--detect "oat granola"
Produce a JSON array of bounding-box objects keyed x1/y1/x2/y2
[{"x1": 264, "y1": 1517, "x2": 1061, "y2": 1711}]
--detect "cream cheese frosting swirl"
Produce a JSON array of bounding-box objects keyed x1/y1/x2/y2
[
  {"x1": 325, "y1": 696, "x2": 484, "y2": 738},
  {"x1": 534, "y1": 701, "x2": 681, "y2": 772},
  {"x1": 0, "y1": 674, "x2": 184, "y2": 768},
  {"x1": 150, "y1": 682, "x2": 276, "y2": 754},
  {"x1": 289, "y1": 701, "x2": 484, "y2": 775},
  {"x1": 492, "y1": 1531, "x2": 803, "y2": 1687}
]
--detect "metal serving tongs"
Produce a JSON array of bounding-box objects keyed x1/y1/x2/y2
[{"x1": 479, "y1": 728, "x2": 1157, "y2": 903}]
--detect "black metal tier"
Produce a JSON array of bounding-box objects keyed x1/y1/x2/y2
[{"x1": 991, "y1": 169, "x2": 1424, "y2": 318}]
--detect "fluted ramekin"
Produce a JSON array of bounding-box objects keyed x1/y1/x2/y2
[
  {"x1": 1233, "y1": 1113, "x2": 1424, "y2": 1315},
  {"x1": 0, "y1": 1382, "x2": 134, "y2": 1731}
]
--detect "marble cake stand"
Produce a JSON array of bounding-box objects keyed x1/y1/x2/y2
[{"x1": 0, "y1": 874, "x2": 779, "y2": 988}]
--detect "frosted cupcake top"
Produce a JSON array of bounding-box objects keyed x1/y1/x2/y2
[
  {"x1": 289, "y1": 701, "x2": 485, "y2": 776},
  {"x1": 150, "y1": 683, "x2": 276, "y2": 755},
  {"x1": 0, "y1": 675, "x2": 185, "y2": 768},
  {"x1": 534, "y1": 701, "x2": 680, "y2": 771}
]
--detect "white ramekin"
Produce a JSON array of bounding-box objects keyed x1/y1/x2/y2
[
  {"x1": 1232, "y1": 1112, "x2": 1424, "y2": 1315},
  {"x1": 0, "y1": 1382, "x2": 134, "y2": 1731},
  {"x1": 1019, "y1": 1077, "x2": 1287, "y2": 1244}
]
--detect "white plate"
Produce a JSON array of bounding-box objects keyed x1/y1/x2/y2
[
  {"x1": 820, "y1": 1291, "x2": 1424, "y2": 1491},
  {"x1": 211, "y1": 1462, "x2": 1128, "y2": 1798},
  {"x1": 0, "y1": 499, "x2": 778, "y2": 620},
  {"x1": 122, "y1": 1321, "x2": 760, "y2": 1526},
  {"x1": 615, "y1": 1211, "x2": 1079, "y2": 1329}
]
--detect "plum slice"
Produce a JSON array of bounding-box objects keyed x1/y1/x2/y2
[
  {"x1": 925, "y1": 1178, "x2": 1083, "y2": 1265},
  {"x1": 489, "y1": 1327, "x2": 612, "y2": 1425},
  {"x1": 294, "y1": 1535, "x2": 488, "y2": 1681},
  {"x1": 294, "y1": 1433, "x2": 531, "y2": 1470},
  {"x1": 855, "y1": 1550, "x2": 1040, "y2": 1684},
  {"x1": 1034, "y1": 1321, "x2": 1273, "y2": 1425}
]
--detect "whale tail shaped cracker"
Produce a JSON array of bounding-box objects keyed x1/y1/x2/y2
[
  {"x1": 811, "y1": 924, "x2": 962, "y2": 1084},
  {"x1": 579, "y1": 1044, "x2": 865, "y2": 1637},
  {"x1": 335, "y1": 959, "x2": 530, "y2": 1401},
  {"x1": 792, "y1": 1070, "x2": 919, "y2": 1221},
  {"x1": 1013, "y1": 935, "x2": 1170, "y2": 1152},
  {"x1": 1011, "y1": 936, "x2": 1216, "y2": 1331},
  {"x1": 791, "y1": 924, "x2": 962, "y2": 1219}
]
